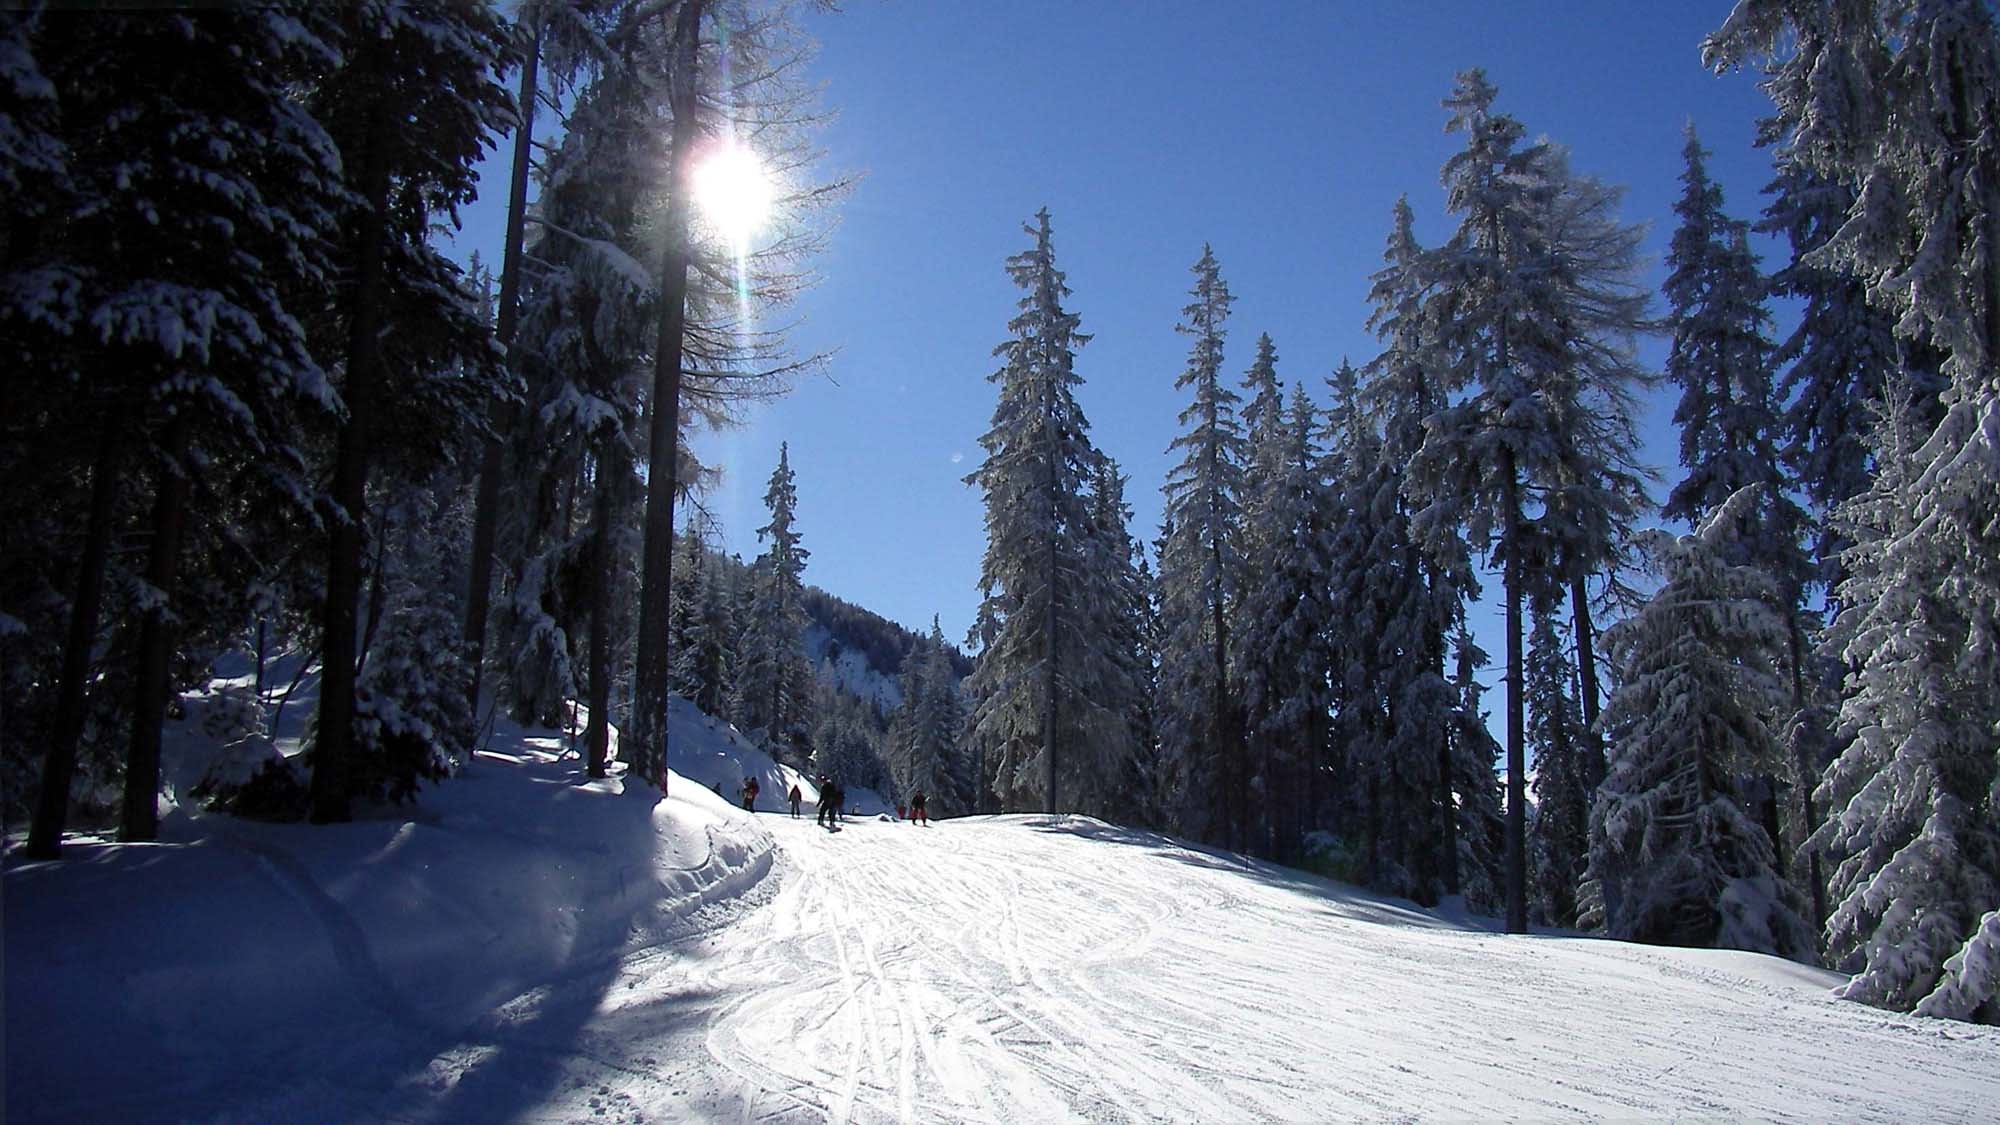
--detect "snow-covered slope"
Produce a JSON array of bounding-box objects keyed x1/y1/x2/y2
[{"x1": 9, "y1": 716, "x2": 1996, "y2": 1122}]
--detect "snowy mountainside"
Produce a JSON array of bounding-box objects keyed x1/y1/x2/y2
[{"x1": 799, "y1": 584, "x2": 969, "y2": 714}]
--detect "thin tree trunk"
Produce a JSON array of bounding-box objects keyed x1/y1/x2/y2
[
  {"x1": 1569, "y1": 574, "x2": 1605, "y2": 792},
  {"x1": 629, "y1": 0, "x2": 706, "y2": 793},
  {"x1": 121, "y1": 411, "x2": 192, "y2": 842},
  {"x1": 463, "y1": 23, "x2": 542, "y2": 741},
  {"x1": 1502, "y1": 456, "x2": 1527, "y2": 935},
  {"x1": 254, "y1": 617, "x2": 268, "y2": 699},
  {"x1": 310, "y1": 78, "x2": 392, "y2": 826},
  {"x1": 25, "y1": 422, "x2": 122, "y2": 859},
  {"x1": 585, "y1": 457, "x2": 613, "y2": 779}
]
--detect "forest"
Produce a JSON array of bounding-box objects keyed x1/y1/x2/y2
[{"x1": 2, "y1": 0, "x2": 1996, "y2": 1030}]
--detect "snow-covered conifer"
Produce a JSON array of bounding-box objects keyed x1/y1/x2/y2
[
  {"x1": 1236, "y1": 380, "x2": 1334, "y2": 862},
  {"x1": 1589, "y1": 488, "x2": 1815, "y2": 958},
  {"x1": 963, "y1": 210, "x2": 1126, "y2": 815},
  {"x1": 1156, "y1": 245, "x2": 1248, "y2": 847},
  {"x1": 734, "y1": 444, "x2": 813, "y2": 763}
]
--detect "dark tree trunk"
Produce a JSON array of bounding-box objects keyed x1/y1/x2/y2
[
  {"x1": 628, "y1": 0, "x2": 706, "y2": 793},
  {"x1": 1569, "y1": 574, "x2": 1605, "y2": 792},
  {"x1": 310, "y1": 82, "x2": 392, "y2": 826},
  {"x1": 120, "y1": 411, "x2": 192, "y2": 842},
  {"x1": 1502, "y1": 456, "x2": 1527, "y2": 935},
  {"x1": 463, "y1": 24, "x2": 542, "y2": 742},
  {"x1": 585, "y1": 457, "x2": 613, "y2": 779},
  {"x1": 25, "y1": 422, "x2": 122, "y2": 860}
]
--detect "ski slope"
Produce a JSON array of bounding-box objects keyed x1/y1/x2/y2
[{"x1": 8, "y1": 721, "x2": 1996, "y2": 1123}]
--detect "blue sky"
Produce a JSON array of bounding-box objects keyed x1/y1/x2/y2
[{"x1": 451, "y1": 0, "x2": 1784, "y2": 663}]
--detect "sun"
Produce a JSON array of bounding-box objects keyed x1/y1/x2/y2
[{"x1": 692, "y1": 142, "x2": 773, "y2": 244}]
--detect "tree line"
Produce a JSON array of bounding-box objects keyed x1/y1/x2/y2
[{"x1": 951, "y1": 3, "x2": 2000, "y2": 1027}]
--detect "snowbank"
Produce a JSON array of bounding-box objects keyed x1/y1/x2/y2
[{"x1": 5, "y1": 701, "x2": 782, "y2": 1123}]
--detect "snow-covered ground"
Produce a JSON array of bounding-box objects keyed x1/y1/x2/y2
[{"x1": 9, "y1": 711, "x2": 1996, "y2": 1123}]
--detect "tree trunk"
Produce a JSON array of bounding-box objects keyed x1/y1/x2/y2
[
  {"x1": 121, "y1": 410, "x2": 192, "y2": 842},
  {"x1": 1569, "y1": 574, "x2": 1606, "y2": 792},
  {"x1": 25, "y1": 422, "x2": 122, "y2": 859},
  {"x1": 462, "y1": 23, "x2": 542, "y2": 743},
  {"x1": 585, "y1": 456, "x2": 613, "y2": 779},
  {"x1": 628, "y1": 0, "x2": 706, "y2": 793},
  {"x1": 1502, "y1": 456, "x2": 1527, "y2": 935},
  {"x1": 310, "y1": 77, "x2": 393, "y2": 826}
]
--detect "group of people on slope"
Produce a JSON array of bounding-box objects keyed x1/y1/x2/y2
[{"x1": 738, "y1": 772, "x2": 927, "y2": 828}]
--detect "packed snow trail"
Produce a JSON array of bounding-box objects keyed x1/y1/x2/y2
[
  {"x1": 11, "y1": 736, "x2": 1997, "y2": 1123},
  {"x1": 466, "y1": 810, "x2": 1994, "y2": 1123}
]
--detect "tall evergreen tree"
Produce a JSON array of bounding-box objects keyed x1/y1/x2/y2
[
  {"x1": 963, "y1": 209, "x2": 1125, "y2": 815},
  {"x1": 1409, "y1": 70, "x2": 1563, "y2": 932},
  {"x1": 1236, "y1": 380, "x2": 1334, "y2": 863},
  {"x1": 8, "y1": 4, "x2": 347, "y2": 852},
  {"x1": 1156, "y1": 245, "x2": 1248, "y2": 847},
  {"x1": 734, "y1": 443, "x2": 813, "y2": 762},
  {"x1": 306, "y1": 1, "x2": 515, "y2": 823},
  {"x1": 1587, "y1": 487, "x2": 1816, "y2": 958},
  {"x1": 1709, "y1": 0, "x2": 2000, "y2": 1021}
]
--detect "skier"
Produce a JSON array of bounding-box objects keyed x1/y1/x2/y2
[
  {"x1": 909, "y1": 789, "x2": 928, "y2": 827},
  {"x1": 788, "y1": 783, "x2": 803, "y2": 819},
  {"x1": 742, "y1": 776, "x2": 759, "y2": 813},
  {"x1": 815, "y1": 775, "x2": 832, "y2": 827},
  {"x1": 823, "y1": 781, "x2": 843, "y2": 827}
]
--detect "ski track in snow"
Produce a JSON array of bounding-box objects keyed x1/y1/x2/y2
[{"x1": 443, "y1": 813, "x2": 1996, "y2": 1124}]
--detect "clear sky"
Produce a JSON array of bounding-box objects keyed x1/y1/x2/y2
[{"x1": 451, "y1": 0, "x2": 1785, "y2": 667}]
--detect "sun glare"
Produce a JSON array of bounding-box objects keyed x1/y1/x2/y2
[{"x1": 692, "y1": 143, "x2": 773, "y2": 244}]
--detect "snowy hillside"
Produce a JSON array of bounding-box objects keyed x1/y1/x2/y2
[{"x1": 8, "y1": 707, "x2": 1995, "y2": 1123}]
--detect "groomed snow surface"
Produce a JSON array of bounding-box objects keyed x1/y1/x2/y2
[{"x1": 9, "y1": 701, "x2": 1997, "y2": 1123}]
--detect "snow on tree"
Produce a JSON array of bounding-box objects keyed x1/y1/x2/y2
[
  {"x1": 305, "y1": 1, "x2": 515, "y2": 824},
  {"x1": 1080, "y1": 457, "x2": 1155, "y2": 825},
  {"x1": 1155, "y1": 244, "x2": 1249, "y2": 848},
  {"x1": 733, "y1": 443, "x2": 814, "y2": 764},
  {"x1": 1588, "y1": 487, "x2": 1816, "y2": 959},
  {"x1": 889, "y1": 617, "x2": 968, "y2": 816},
  {"x1": 1815, "y1": 376, "x2": 2000, "y2": 1017},
  {"x1": 963, "y1": 209, "x2": 1133, "y2": 816},
  {"x1": 670, "y1": 525, "x2": 736, "y2": 722},
  {"x1": 1235, "y1": 378, "x2": 1335, "y2": 863},
  {"x1": 1709, "y1": 0, "x2": 2000, "y2": 1023},
  {"x1": 6, "y1": 5, "x2": 349, "y2": 852}
]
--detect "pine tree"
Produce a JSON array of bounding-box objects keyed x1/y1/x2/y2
[
  {"x1": 1709, "y1": 0, "x2": 2000, "y2": 1022},
  {"x1": 1236, "y1": 380, "x2": 1334, "y2": 863},
  {"x1": 8, "y1": 5, "x2": 347, "y2": 852},
  {"x1": 734, "y1": 444, "x2": 813, "y2": 763},
  {"x1": 1409, "y1": 70, "x2": 1563, "y2": 932},
  {"x1": 1589, "y1": 487, "x2": 1816, "y2": 957},
  {"x1": 963, "y1": 209, "x2": 1124, "y2": 815},
  {"x1": 1156, "y1": 245, "x2": 1247, "y2": 847},
  {"x1": 889, "y1": 617, "x2": 967, "y2": 816},
  {"x1": 1080, "y1": 457, "x2": 1153, "y2": 823},
  {"x1": 306, "y1": 1, "x2": 515, "y2": 823}
]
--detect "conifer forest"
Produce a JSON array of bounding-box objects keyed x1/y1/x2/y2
[{"x1": 5, "y1": 11, "x2": 2000, "y2": 1112}]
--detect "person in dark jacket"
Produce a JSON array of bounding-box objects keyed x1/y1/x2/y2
[
  {"x1": 909, "y1": 789, "x2": 928, "y2": 826},
  {"x1": 815, "y1": 776, "x2": 832, "y2": 827},
  {"x1": 788, "y1": 783, "x2": 803, "y2": 818}
]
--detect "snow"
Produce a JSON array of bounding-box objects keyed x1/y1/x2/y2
[{"x1": 9, "y1": 698, "x2": 1997, "y2": 1122}]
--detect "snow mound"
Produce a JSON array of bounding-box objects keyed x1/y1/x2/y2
[{"x1": 5, "y1": 704, "x2": 778, "y2": 1124}]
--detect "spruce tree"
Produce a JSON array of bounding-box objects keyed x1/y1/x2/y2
[
  {"x1": 1589, "y1": 488, "x2": 1815, "y2": 957},
  {"x1": 734, "y1": 444, "x2": 813, "y2": 763},
  {"x1": 963, "y1": 209, "x2": 1121, "y2": 815},
  {"x1": 1156, "y1": 245, "x2": 1247, "y2": 847},
  {"x1": 1236, "y1": 380, "x2": 1334, "y2": 863}
]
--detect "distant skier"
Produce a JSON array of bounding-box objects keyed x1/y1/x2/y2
[
  {"x1": 909, "y1": 789, "x2": 928, "y2": 827},
  {"x1": 742, "y1": 776, "x2": 759, "y2": 813},
  {"x1": 815, "y1": 775, "x2": 833, "y2": 827},
  {"x1": 788, "y1": 783, "x2": 803, "y2": 818}
]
